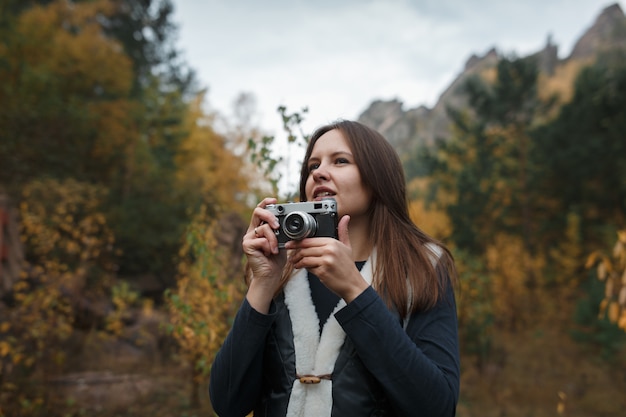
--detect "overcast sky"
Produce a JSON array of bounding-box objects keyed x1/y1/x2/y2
[{"x1": 172, "y1": 0, "x2": 623, "y2": 137}]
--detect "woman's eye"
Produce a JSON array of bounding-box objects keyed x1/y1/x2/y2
[
  {"x1": 336, "y1": 158, "x2": 349, "y2": 164},
  {"x1": 308, "y1": 163, "x2": 319, "y2": 171}
]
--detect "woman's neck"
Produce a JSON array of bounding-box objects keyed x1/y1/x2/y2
[{"x1": 347, "y1": 216, "x2": 373, "y2": 261}]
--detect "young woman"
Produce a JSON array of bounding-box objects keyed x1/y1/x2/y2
[{"x1": 209, "y1": 120, "x2": 460, "y2": 417}]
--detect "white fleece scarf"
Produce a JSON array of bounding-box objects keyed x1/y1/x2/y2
[{"x1": 283, "y1": 252, "x2": 375, "y2": 417}]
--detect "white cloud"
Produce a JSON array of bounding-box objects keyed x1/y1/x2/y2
[{"x1": 173, "y1": 0, "x2": 624, "y2": 137}]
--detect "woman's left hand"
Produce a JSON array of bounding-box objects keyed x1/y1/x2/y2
[{"x1": 284, "y1": 215, "x2": 369, "y2": 302}]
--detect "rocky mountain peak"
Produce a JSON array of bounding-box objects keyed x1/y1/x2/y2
[
  {"x1": 569, "y1": 3, "x2": 625, "y2": 60},
  {"x1": 358, "y1": 3, "x2": 626, "y2": 156},
  {"x1": 464, "y1": 47, "x2": 498, "y2": 72}
]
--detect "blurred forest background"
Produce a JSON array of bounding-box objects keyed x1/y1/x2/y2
[{"x1": 1, "y1": 1, "x2": 626, "y2": 416}]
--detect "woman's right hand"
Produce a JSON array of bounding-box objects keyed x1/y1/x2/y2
[{"x1": 242, "y1": 197, "x2": 287, "y2": 313}]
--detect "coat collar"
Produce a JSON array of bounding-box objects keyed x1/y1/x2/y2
[{"x1": 283, "y1": 251, "x2": 375, "y2": 417}]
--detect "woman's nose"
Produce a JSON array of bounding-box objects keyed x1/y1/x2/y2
[{"x1": 312, "y1": 165, "x2": 329, "y2": 181}]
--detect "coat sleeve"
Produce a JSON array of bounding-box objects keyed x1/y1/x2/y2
[
  {"x1": 334, "y1": 283, "x2": 460, "y2": 417},
  {"x1": 209, "y1": 298, "x2": 277, "y2": 417}
]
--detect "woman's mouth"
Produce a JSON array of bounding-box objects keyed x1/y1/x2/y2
[{"x1": 314, "y1": 190, "x2": 335, "y2": 199}]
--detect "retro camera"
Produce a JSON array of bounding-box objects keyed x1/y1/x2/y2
[{"x1": 266, "y1": 198, "x2": 338, "y2": 248}]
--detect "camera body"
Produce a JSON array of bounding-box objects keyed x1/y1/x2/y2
[{"x1": 266, "y1": 198, "x2": 338, "y2": 248}]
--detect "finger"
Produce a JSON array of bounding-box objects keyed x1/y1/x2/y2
[
  {"x1": 243, "y1": 234, "x2": 272, "y2": 257},
  {"x1": 246, "y1": 235, "x2": 279, "y2": 257},
  {"x1": 250, "y1": 209, "x2": 280, "y2": 234},
  {"x1": 289, "y1": 251, "x2": 322, "y2": 271},
  {"x1": 288, "y1": 243, "x2": 323, "y2": 261},
  {"x1": 252, "y1": 224, "x2": 280, "y2": 255},
  {"x1": 248, "y1": 198, "x2": 277, "y2": 230},
  {"x1": 252, "y1": 224, "x2": 269, "y2": 240},
  {"x1": 257, "y1": 197, "x2": 277, "y2": 209},
  {"x1": 338, "y1": 215, "x2": 351, "y2": 248}
]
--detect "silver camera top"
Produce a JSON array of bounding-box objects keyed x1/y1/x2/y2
[{"x1": 266, "y1": 198, "x2": 337, "y2": 216}]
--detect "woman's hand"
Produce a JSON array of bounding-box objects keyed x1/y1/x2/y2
[
  {"x1": 243, "y1": 197, "x2": 287, "y2": 313},
  {"x1": 285, "y1": 215, "x2": 369, "y2": 303}
]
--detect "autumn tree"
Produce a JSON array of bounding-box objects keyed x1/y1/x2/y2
[
  {"x1": 570, "y1": 228, "x2": 626, "y2": 361},
  {"x1": 165, "y1": 210, "x2": 246, "y2": 411},
  {"x1": 410, "y1": 56, "x2": 559, "y2": 369},
  {"x1": 445, "y1": 56, "x2": 549, "y2": 255},
  {"x1": 0, "y1": 179, "x2": 117, "y2": 415},
  {"x1": 533, "y1": 50, "x2": 626, "y2": 246},
  {"x1": 411, "y1": 58, "x2": 563, "y2": 342},
  {"x1": 175, "y1": 91, "x2": 251, "y2": 216},
  {"x1": 0, "y1": 0, "x2": 134, "y2": 191},
  {"x1": 0, "y1": 0, "x2": 206, "y2": 285},
  {"x1": 0, "y1": 2, "x2": 258, "y2": 415},
  {"x1": 93, "y1": 0, "x2": 200, "y2": 281},
  {"x1": 454, "y1": 250, "x2": 494, "y2": 373}
]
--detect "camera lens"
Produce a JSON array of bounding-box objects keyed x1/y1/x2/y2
[{"x1": 283, "y1": 211, "x2": 317, "y2": 240}]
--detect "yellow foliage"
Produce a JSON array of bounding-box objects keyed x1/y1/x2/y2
[
  {"x1": 485, "y1": 234, "x2": 545, "y2": 330},
  {"x1": 585, "y1": 251, "x2": 603, "y2": 269},
  {"x1": 598, "y1": 299, "x2": 609, "y2": 318},
  {"x1": 408, "y1": 199, "x2": 452, "y2": 241},
  {"x1": 175, "y1": 92, "x2": 251, "y2": 216},
  {"x1": 19, "y1": 179, "x2": 116, "y2": 268},
  {"x1": 0, "y1": 0, "x2": 138, "y2": 179},
  {"x1": 481, "y1": 66, "x2": 498, "y2": 85},
  {"x1": 538, "y1": 58, "x2": 593, "y2": 106},
  {"x1": 90, "y1": 99, "x2": 142, "y2": 160},
  {"x1": 587, "y1": 229, "x2": 626, "y2": 331},
  {"x1": 608, "y1": 301, "x2": 620, "y2": 323},
  {"x1": 0, "y1": 341, "x2": 10, "y2": 358},
  {"x1": 166, "y1": 207, "x2": 246, "y2": 391},
  {"x1": 105, "y1": 281, "x2": 140, "y2": 336},
  {"x1": 407, "y1": 177, "x2": 456, "y2": 216},
  {"x1": 0, "y1": 178, "x2": 118, "y2": 395},
  {"x1": 15, "y1": 0, "x2": 132, "y2": 96},
  {"x1": 619, "y1": 310, "x2": 626, "y2": 329},
  {"x1": 548, "y1": 212, "x2": 585, "y2": 296}
]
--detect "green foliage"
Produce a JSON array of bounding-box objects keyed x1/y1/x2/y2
[
  {"x1": 1, "y1": 178, "x2": 117, "y2": 415},
  {"x1": 0, "y1": 0, "x2": 222, "y2": 286},
  {"x1": 585, "y1": 230, "x2": 626, "y2": 332},
  {"x1": 455, "y1": 250, "x2": 495, "y2": 372},
  {"x1": 533, "y1": 50, "x2": 626, "y2": 244},
  {"x1": 0, "y1": 2, "x2": 250, "y2": 414},
  {"x1": 247, "y1": 106, "x2": 309, "y2": 198},
  {"x1": 418, "y1": 56, "x2": 550, "y2": 254},
  {"x1": 1, "y1": 2, "x2": 625, "y2": 415},
  {"x1": 571, "y1": 271, "x2": 626, "y2": 361},
  {"x1": 100, "y1": 0, "x2": 197, "y2": 97},
  {"x1": 165, "y1": 207, "x2": 245, "y2": 409},
  {"x1": 18, "y1": 178, "x2": 117, "y2": 280},
  {"x1": 411, "y1": 51, "x2": 626, "y2": 384},
  {"x1": 106, "y1": 172, "x2": 191, "y2": 281},
  {"x1": 0, "y1": 0, "x2": 134, "y2": 191},
  {"x1": 105, "y1": 281, "x2": 141, "y2": 336}
]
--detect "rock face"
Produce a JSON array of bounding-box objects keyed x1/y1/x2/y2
[
  {"x1": 357, "y1": 47, "x2": 499, "y2": 152},
  {"x1": 357, "y1": 3, "x2": 626, "y2": 156},
  {"x1": 358, "y1": 99, "x2": 423, "y2": 152},
  {"x1": 569, "y1": 3, "x2": 626, "y2": 60}
]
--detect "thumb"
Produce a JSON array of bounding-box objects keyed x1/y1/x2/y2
[{"x1": 337, "y1": 215, "x2": 351, "y2": 248}]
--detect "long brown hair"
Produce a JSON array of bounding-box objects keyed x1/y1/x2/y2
[{"x1": 297, "y1": 120, "x2": 456, "y2": 315}]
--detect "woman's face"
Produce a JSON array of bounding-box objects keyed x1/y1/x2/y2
[{"x1": 304, "y1": 129, "x2": 372, "y2": 219}]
